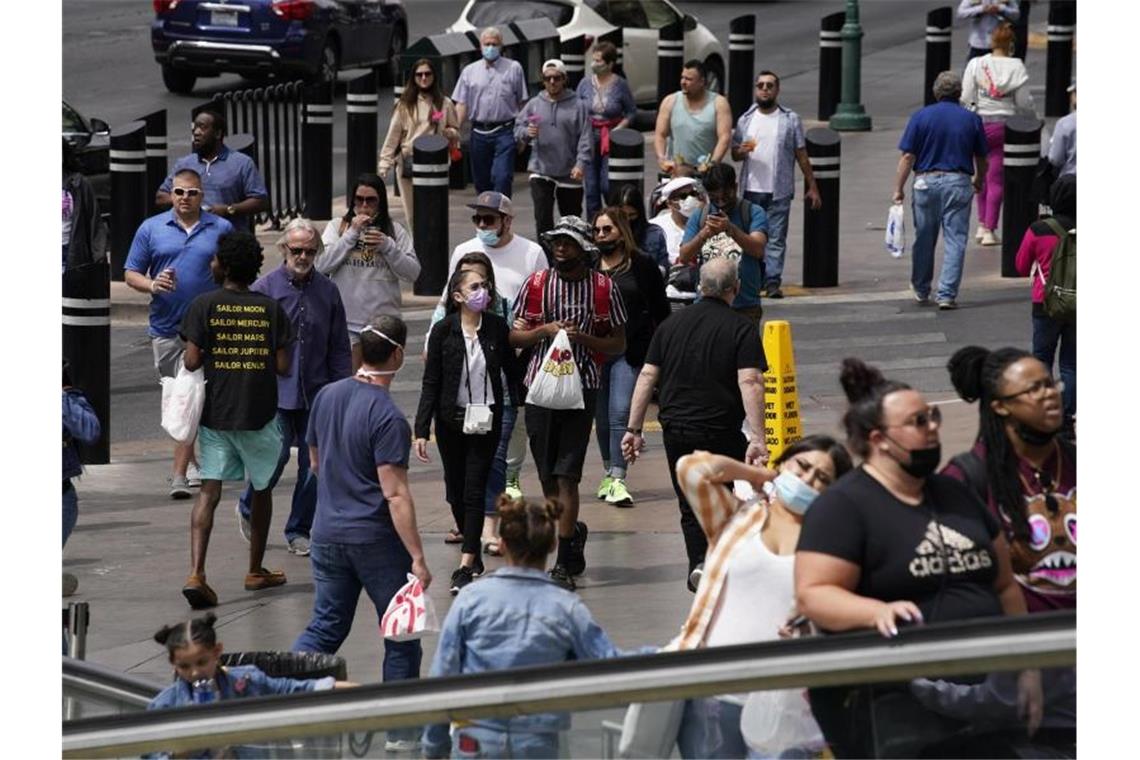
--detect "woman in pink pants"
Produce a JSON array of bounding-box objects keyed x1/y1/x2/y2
[{"x1": 961, "y1": 22, "x2": 1035, "y2": 247}]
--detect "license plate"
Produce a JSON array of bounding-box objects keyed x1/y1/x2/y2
[{"x1": 211, "y1": 9, "x2": 238, "y2": 27}]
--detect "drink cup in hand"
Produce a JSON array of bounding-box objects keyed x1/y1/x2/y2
[
  {"x1": 163, "y1": 267, "x2": 177, "y2": 291},
  {"x1": 742, "y1": 138, "x2": 757, "y2": 152}
]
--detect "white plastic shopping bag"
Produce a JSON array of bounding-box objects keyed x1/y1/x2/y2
[
  {"x1": 885, "y1": 203, "x2": 907, "y2": 258},
  {"x1": 381, "y1": 573, "x2": 439, "y2": 642},
  {"x1": 524, "y1": 329, "x2": 585, "y2": 410},
  {"x1": 741, "y1": 688, "x2": 827, "y2": 757},
  {"x1": 160, "y1": 365, "x2": 205, "y2": 443}
]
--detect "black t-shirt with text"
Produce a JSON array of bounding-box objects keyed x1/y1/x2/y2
[
  {"x1": 797, "y1": 468, "x2": 1003, "y2": 625},
  {"x1": 644, "y1": 298, "x2": 766, "y2": 434},
  {"x1": 180, "y1": 288, "x2": 293, "y2": 431}
]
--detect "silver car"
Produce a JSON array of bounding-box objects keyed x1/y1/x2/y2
[{"x1": 446, "y1": 0, "x2": 727, "y2": 108}]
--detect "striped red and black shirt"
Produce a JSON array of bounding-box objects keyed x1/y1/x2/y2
[{"x1": 513, "y1": 268, "x2": 628, "y2": 389}]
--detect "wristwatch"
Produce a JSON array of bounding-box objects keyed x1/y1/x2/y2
[
  {"x1": 626, "y1": 427, "x2": 642, "y2": 435},
  {"x1": 226, "y1": 204, "x2": 236, "y2": 216}
]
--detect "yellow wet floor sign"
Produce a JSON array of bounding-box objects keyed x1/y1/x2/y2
[{"x1": 762, "y1": 320, "x2": 802, "y2": 462}]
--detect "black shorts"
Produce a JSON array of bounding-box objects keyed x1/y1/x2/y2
[{"x1": 524, "y1": 390, "x2": 597, "y2": 484}]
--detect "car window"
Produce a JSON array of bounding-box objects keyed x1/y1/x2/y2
[
  {"x1": 62, "y1": 102, "x2": 88, "y2": 134},
  {"x1": 641, "y1": 0, "x2": 680, "y2": 29},
  {"x1": 593, "y1": 0, "x2": 648, "y2": 28},
  {"x1": 468, "y1": 0, "x2": 573, "y2": 28}
]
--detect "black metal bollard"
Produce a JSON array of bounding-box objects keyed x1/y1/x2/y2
[
  {"x1": 346, "y1": 72, "x2": 379, "y2": 201},
  {"x1": 562, "y1": 34, "x2": 586, "y2": 91},
  {"x1": 656, "y1": 21, "x2": 685, "y2": 107},
  {"x1": 803, "y1": 128, "x2": 841, "y2": 288},
  {"x1": 62, "y1": 260, "x2": 111, "y2": 465},
  {"x1": 924, "y1": 8, "x2": 952, "y2": 106},
  {"x1": 606, "y1": 128, "x2": 644, "y2": 203},
  {"x1": 142, "y1": 110, "x2": 167, "y2": 216},
  {"x1": 1013, "y1": 0, "x2": 1031, "y2": 61},
  {"x1": 728, "y1": 15, "x2": 756, "y2": 120},
  {"x1": 1001, "y1": 116, "x2": 1042, "y2": 277},
  {"x1": 818, "y1": 12, "x2": 845, "y2": 121},
  {"x1": 109, "y1": 121, "x2": 147, "y2": 282},
  {"x1": 303, "y1": 81, "x2": 334, "y2": 220},
  {"x1": 1045, "y1": 1, "x2": 1076, "y2": 117},
  {"x1": 412, "y1": 134, "x2": 450, "y2": 296}
]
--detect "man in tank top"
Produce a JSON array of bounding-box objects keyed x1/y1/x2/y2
[{"x1": 654, "y1": 60, "x2": 732, "y2": 178}]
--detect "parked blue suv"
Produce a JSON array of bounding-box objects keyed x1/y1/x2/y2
[{"x1": 151, "y1": 0, "x2": 408, "y2": 94}]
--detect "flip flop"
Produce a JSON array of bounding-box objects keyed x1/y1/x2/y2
[
  {"x1": 483, "y1": 540, "x2": 502, "y2": 557},
  {"x1": 444, "y1": 529, "x2": 464, "y2": 545}
]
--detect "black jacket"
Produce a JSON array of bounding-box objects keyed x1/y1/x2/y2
[
  {"x1": 414, "y1": 311, "x2": 522, "y2": 439},
  {"x1": 63, "y1": 170, "x2": 107, "y2": 271},
  {"x1": 605, "y1": 251, "x2": 671, "y2": 367}
]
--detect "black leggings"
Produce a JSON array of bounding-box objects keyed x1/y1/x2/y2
[
  {"x1": 530, "y1": 176, "x2": 584, "y2": 240},
  {"x1": 435, "y1": 419, "x2": 500, "y2": 556}
]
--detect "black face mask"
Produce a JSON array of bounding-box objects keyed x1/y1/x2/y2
[
  {"x1": 1013, "y1": 420, "x2": 1058, "y2": 446},
  {"x1": 596, "y1": 240, "x2": 618, "y2": 255},
  {"x1": 884, "y1": 434, "x2": 942, "y2": 479},
  {"x1": 554, "y1": 255, "x2": 582, "y2": 273}
]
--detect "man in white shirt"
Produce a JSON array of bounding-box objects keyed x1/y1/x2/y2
[{"x1": 730, "y1": 71, "x2": 821, "y2": 299}]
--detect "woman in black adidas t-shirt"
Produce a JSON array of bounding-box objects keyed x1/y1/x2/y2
[{"x1": 794, "y1": 358, "x2": 1042, "y2": 757}]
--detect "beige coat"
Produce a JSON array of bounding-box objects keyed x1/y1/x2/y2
[{"x1": 377, "y1": 95, "x2": 459, "y2": 177}]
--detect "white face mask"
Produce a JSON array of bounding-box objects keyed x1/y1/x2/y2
[
  {"x1": 677, "y1": 196, "x2": 702, "y2": 218},
  {"x1": 357, "y1": 326, "x2": 405, "y2": 375}
]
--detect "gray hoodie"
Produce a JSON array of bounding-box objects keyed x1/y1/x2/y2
[{"x1": 514, "y1": 89, "x2": 592, "y2": 181}]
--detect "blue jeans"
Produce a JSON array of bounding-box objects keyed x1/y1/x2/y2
[
  {"x1": 677, "y1": 697, "x2": 748, "y2": 759},
  {"x1": 744, "y1": 192, "x2": 791, "y2": 288},
  {"x1": 1032, "y1": 312, "x2": 1077, "y2": 425},
  {"x1": 484, "y1": 403, "x2": 517, "y2": 517},
  {"x1": 238, "y1": 409, "x2": 315, "y2": 542},
  {"x1": 594, "y1": 356, "x2": 639, "y2": 480},
  {"x1": 449, "y1": 725, "x2": 559, "y2": 759},
  {"x1": 910, "y1": 172, "x2": 974, "y2": 302},
  {"x1": 470, "y1": 128, "x2": 516, "y2": 197},
  {"x1": 584, "y1": 138, "x2": 610, "y2": 221},
  {"x1": 63, "y1": 481, "x2": 78, "y2": 547}
]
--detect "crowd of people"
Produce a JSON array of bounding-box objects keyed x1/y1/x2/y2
[{"x1": 60, "y1": 16, "x2": 1079, "y2": 758}]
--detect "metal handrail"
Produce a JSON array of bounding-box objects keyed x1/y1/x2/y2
[
  {"x1": 63, "y1": 611, "x2": 1075, "y2": 758},
  {"x1": 62, "y1": 657, "x2": 163, "y2": 709}
]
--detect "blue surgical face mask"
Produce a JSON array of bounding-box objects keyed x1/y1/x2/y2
[
  {"x1": 772, "y1": 471, "x2": 820, "y2": 515},
  {"x1": 482, "y1": 45, "x2": 501, "y2": 62},
  {"x1": 477, "y1": 228, "x2": 501, "y2": 247}
]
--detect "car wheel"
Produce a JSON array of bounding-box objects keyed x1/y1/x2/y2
[
  {"x1": 309, "y1": 43, "x2": 339, "y2": 86},
  {"x1": 704, "y1": 56, "x2": 725, "y2": 95},
  {"x1": 161, "y1": 64, "x2": 197, "y2": 95},
  {"x1": 377, "y1": 27, "x2": 406, "y2": 88}
]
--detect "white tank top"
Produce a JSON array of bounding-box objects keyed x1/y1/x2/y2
[{"x1": 704, "y1": 511, "x2": 796, "y2": 649}]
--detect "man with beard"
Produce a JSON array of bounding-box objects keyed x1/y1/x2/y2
[
  {"x1": 730, "y1": 71, "x2": 821, "y2": 299},
  {"x1": 510, "y1": 216, "x2": 627, "y2": 591},
  {"x1": 156, "y1": 107, "x2": 268, "y2": 233},
  {"x1": 233, "y1": 218, "x2": 352, "y2": 557},
  {"x1": 179, "y1": 232, "x2": 294, "y2": 608}
]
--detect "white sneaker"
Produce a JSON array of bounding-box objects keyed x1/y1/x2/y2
[
  {"x1": 169, "y1": 476, "x2": 192, "y2": 500},
  {"x1": 980, "y1": 230, "x2": 1000, "y2": 246},
  {"x1": 975, "y1": 225, "x2": 989, "y2": 242},
  {"x1": 186, "y1": 462, "x2": 202, "y2": 487}
]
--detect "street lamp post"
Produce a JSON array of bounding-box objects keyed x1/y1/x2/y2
[{"x1": 829, "y1": 0, "x2": 872, "y2": 132}]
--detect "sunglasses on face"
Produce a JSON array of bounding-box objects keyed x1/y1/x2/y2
[
  {"x1": 886, "y1": 405, "x2": 943, "y2": 430},
  {"x1": 471, "y1": 214, "x2": 501, "y2": 226},
  {"x1": 543, "y1": 75, "x2": 565, "y2": 83},
  {"x1": 593, "y1": 225, "x2": 615, "y2": 237},
  {"x1": 286, "y1": 246, "x2": 318, "y2": 257},
  {"x1": 172, "y1": 187, "x2": 202, "y2": 198},
  {"x1": 415, "y1": 71, "x2": 434, "y2": 79},
  {"x1": 671, "y1": 191, "x2": 695, "y2": 201},
  {"x1": 756, "y1": 81, "x2": 778, "y2": 90},
  {"x1": 354, "y1": 195, "x2": 380, "y2": 205}
]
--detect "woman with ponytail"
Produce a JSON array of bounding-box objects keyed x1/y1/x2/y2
[
  {"x1": 794, "y1": 358, "x2": 1041, "y2": 756},
  {"x1": 944, "y1": 346, "x2": 1075, "y2": 612},
  {"x1": 148, "y1": 613, "x2": 354, "y2": 712},
  {"x1": 423, "y1": 497, "x2": 646, "y2": 759}
]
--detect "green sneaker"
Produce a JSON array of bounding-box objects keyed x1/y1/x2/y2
[
  {"x1": 605, "y1": 478, "x2": 634, "y2": 507},
  {"x1": 504, "y1": 474, "x2": 523, "y2": 502},
  {"x1": 595, "y1": 474, "x2": 614, "y2": 500}
]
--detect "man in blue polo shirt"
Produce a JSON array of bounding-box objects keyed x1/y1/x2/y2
[
  {"x1": 156, "y1": 108, "x2": 268, "y2": 234},
  {"x1": 893, "y1": 70, "x2": 988, "y2": 310},
  {"x1": 125, "y1": 168, "x2": 234, "y2": 498}
]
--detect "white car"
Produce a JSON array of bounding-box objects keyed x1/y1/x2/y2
[{"x1": 446, "y1": 0, "x2": 727, "y2": 109}]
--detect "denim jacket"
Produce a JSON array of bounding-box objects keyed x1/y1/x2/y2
[
  {"x1": 423, "y1": 567, "x2": 651, "y2": 755},
  {"x1": 147, "y1": 665, "x2": 334, "y2": 711},
  {"x1": 63, "y1": 389, "x2": 100, "y2": 482}
]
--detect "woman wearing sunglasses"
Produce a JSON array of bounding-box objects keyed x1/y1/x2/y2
[
  {"x1": 944, "y1": 346, "x2": 1075, "y2": 613},
  {"x1": 795, "y1": 357, "x2": 1041, "y2": 757},
  {"x1": 378, "y1": 58, "x2": 459, "y2": 226},
  {"x1": 414, "y1": 267, "x2": 522, "y2": 595},
  {"x1": 318, "y1": 172, "x2": 420, "y2": 371},
  {"x1": 590, "y1": 208, "x2": 670, "y2": 507}
]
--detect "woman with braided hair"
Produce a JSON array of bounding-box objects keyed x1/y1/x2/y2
[{"x1": 943, "y1": 346, "x2": 1075, "y2": 612}]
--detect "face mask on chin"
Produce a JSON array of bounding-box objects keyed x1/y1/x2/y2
[
  {"x1": 1013, "y1": 419, "x2": 1059, "y2": 446},
  {"x1": 882, "y1": 433, "x2": 941, "y2": 479},
  {"x1": 596, "y1": 240, "x2": 618, "y2": 255}
]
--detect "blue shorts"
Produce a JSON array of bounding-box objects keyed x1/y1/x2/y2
[{"x1": 198, "y1": 420, "x2": 282, "y2": 490}]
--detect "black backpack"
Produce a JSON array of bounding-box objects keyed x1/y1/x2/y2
[{"x1": 950, "y1": 438, "x2": 1076, "y2": 505}]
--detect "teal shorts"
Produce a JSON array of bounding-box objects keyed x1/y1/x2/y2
[{"x1": 198, "y1": 420, "x2": 282, "y2": 490}]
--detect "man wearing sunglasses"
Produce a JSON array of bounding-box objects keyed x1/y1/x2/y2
[
  {"x1": 156, "y1": 107, "x2": 268, "y2": 234},
  {"x1": 125, "y1": 168, "x2": 234, "y2": 499},
  {"x1": 233, "y1": 218, "x2": 352, "y2": 558},
  {"x1": 730, "y1": 71, "x2": 821, "y2": 300},
  {"x1": 515, "y1": 59, "x2": 592, "y2": 240}
]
